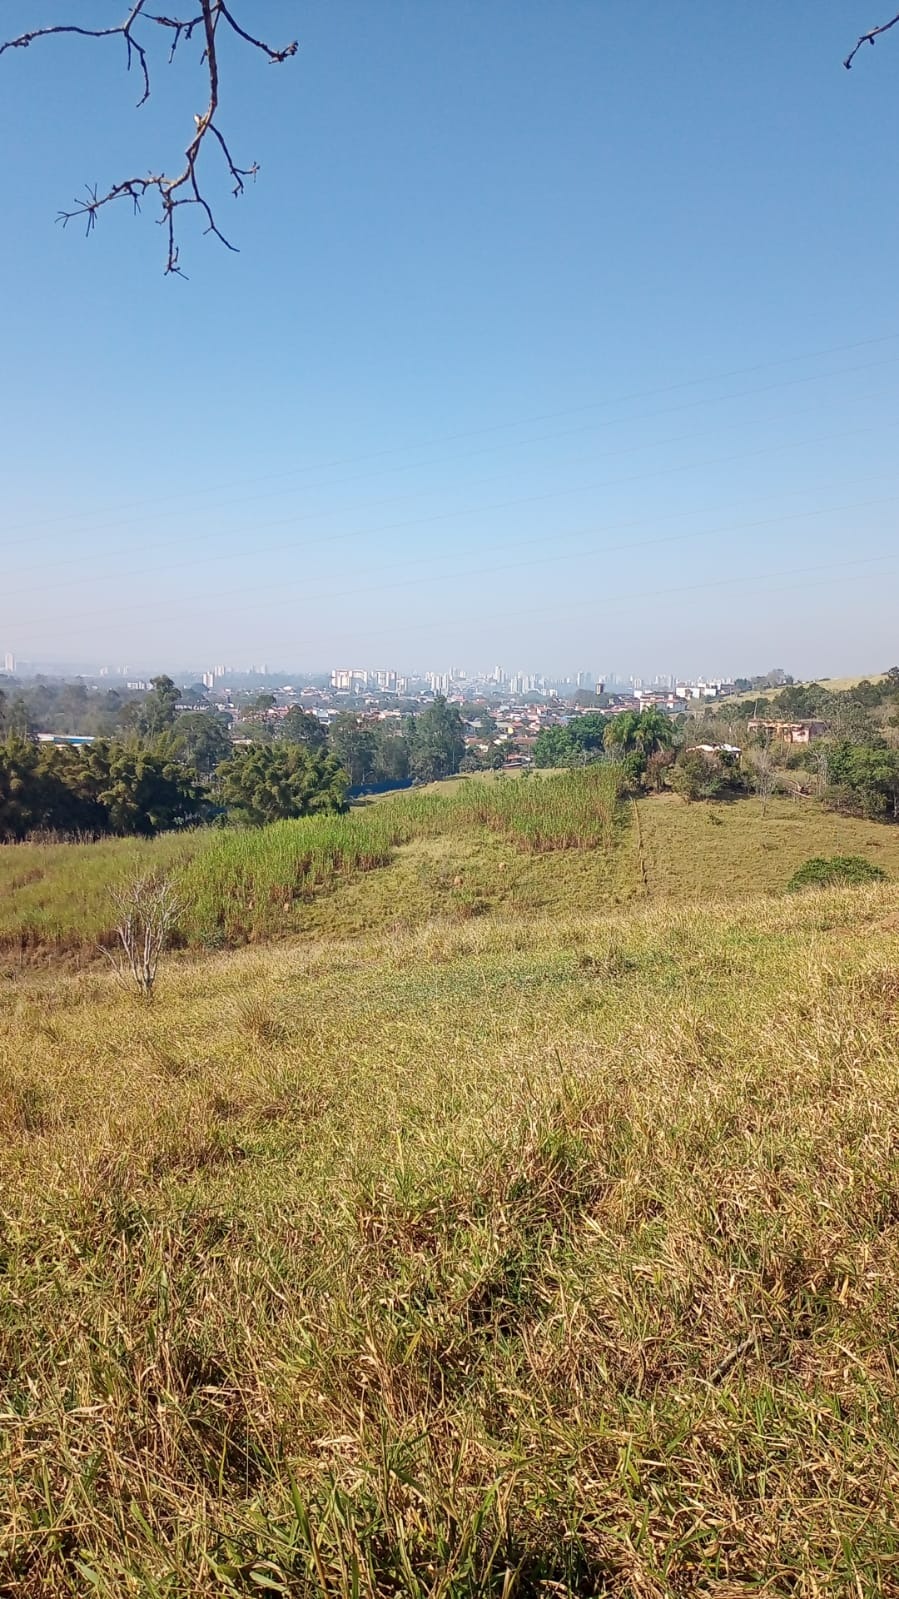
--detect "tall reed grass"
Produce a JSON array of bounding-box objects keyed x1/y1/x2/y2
[
  {"x1": 0, "y1": 831, "x2": 201, "y2": 954},
  {"x1": 176, "y1": 770, "x2": 627, "y2": 944},
  {"x1": 445, "y1": 765, "x2": 624, "y2": 852},
  {"x1": 177, "y1": 811, "x2": 408, "y2": 945},
  {"x1": 0, "y1": 771, "x2": 629, "y2": 953}
]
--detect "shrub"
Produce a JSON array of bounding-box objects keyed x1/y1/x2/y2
[
  {"x1": 669, "y1": 749, "x2": 727, "y2": 802},
  {"x1": 786, "y1": 855, "x2": 887, "y2": 893},
  {"x1": 103, "y1": 873, "x2": 179, "y2": 1000}
]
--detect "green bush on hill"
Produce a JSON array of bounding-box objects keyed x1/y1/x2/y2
[
  {"x1": 786, "y1": 855, "x2": 887, "y2": 892},
  {"x1": 669, "y1": 748, "x2": 740, "y2": 802},
  {"x1": 824, "y1": 741, "x2": 899, "y2": 821}
]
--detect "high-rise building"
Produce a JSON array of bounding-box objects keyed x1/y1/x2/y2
[
  {"x1": 3, "y1": 652, "x2": 15, "y2": 673},
  {"x1": 331, "y1": 668, "x2": 369, "y2": 692}
]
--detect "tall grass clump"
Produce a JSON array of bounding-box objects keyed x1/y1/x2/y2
[
  {"x1": 177, "y1": 809, "x2": 414, "y2": 945},
  {"x1": 0, "y1": 830, "x2": 203, "y2": 955},
  {"x1": 447, "y1": 765, "x2": 626, "y2": 852}
]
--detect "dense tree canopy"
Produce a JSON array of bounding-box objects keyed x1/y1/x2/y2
[
  {"x1": 534, "y1": 710, "x2": 676, "y2": 771},
  {"x1": 277, "y1": 707, "x2": 329, "y2": 752},
  {"x1": 169, "y1": 712, "x2": 232, "y2": 775},
  {"x1": 329, "y1": 715, "x2": 379, "y2": 788},
  {"x1": 0, "y1": 738, "x2": 203, "y2": 841},
  {"x1": 217, "y1": 745, "x2": 349, "y2": 827},
  {"x1": 410, "y1": 697, "x2": 465, "y2": 782},
  {"x1": 137, "y1": 676, "x2": 181, "y2": 740},
  {"x1": 825, "y1": 741, "x2": 899, "y2": 821}
]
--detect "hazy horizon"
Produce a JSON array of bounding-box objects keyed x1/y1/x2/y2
[{"x1": 2, "y1": 2, "x2": 898, "y2": 674}]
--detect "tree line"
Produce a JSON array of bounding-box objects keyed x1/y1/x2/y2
[
  {"x1": 532, "y1": 691, "x2": 899, "y2": 822},
  {"x1": 533, "y1": 708, "x2": 677, "y2": 786},
  {"x1": 0, "y1": 678, "x2": 468, "y2": 841}
]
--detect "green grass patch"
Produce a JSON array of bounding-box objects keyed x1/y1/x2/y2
[
  {"x1": 637, "y1": 791, "x2": 899, "y2": 899},
  {"x1": 787, "y1": 854, "x2": 888, "y2": 892}
]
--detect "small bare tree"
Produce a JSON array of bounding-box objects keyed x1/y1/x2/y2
[
  {"x1": 104, "y1": 874, "x2": 179, "y2": 1001},
  {"x1": 746, "y1": 741, "x2": 777, "y2": 819}
]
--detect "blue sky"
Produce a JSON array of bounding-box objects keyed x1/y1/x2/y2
[{"x1": 2, "y1": 1, "x2": 899, "y2": 680}]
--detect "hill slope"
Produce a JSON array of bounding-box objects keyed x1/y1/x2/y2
[
  {"x1": 2, "y1": 883, "x2": 899, "y2": 1594},
  {"x1": 5, "y1": 778, "x2": 899, "y2": 960}
]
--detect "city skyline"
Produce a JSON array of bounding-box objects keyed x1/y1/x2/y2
[{"x1": 0, "y1": 651, "x2": 770, "y2": 687}]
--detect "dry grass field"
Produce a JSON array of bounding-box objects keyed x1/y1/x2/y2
[
  {"x1": 3, "y1": 774, "x2": 899, "y2": 1594},
  {"x1": 2, "y1": 886, "x2": 899, "y2": 1594},
  {"x1": 636, "y1": 792, "x2": 899, "y2": 900}
]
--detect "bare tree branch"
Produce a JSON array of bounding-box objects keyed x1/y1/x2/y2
[
  {"x1": 844, "y1": 11, "x2": 899, "y2": 70},
  {"x1": 0, "y1": 2, "x2": 298, "y2": 275}
]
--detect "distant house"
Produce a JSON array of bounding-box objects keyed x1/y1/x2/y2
[
  {"x1": 746, "y1": 719, "x2": 826, "y2": 745},
  {"x1": 635, "y1": 690, "x2": 688, "y2": 713}
]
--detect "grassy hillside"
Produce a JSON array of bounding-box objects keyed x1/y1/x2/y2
[
  {"x1": 3, "y1": 772, "x2": 899, "y2": 962},
  {"x1": 637, "y1": 792, "x2": 899, "y2": 898},
  {"x1": 725, "y1": 671, "x2": 888, "y2": 707},
  {"x1": 0, "y1": 769, "x2": 628, "y2": 957},
  {"x1": 2, "y1": 884, "x2": 899, "y2": 1594}
]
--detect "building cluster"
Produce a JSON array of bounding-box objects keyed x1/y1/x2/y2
[
  {"x1": 746, "y1": 718, "x2": 827, "y2": 745},
  {"x1": 0, "y1": 649, "x2": 749, "y2": 773}
]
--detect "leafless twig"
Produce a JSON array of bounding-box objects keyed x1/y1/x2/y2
[
  {"x1": 709, "y1": 1331, "x2": 758, "y2": 1385},
  {"x1": 0, "y1": 2, "x2": 298, "y2": 274},
  {"x1": 844, "y1": 10, "x2": 899, "y2": 69}
]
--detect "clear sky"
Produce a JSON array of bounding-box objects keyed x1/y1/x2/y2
[{"x1": 2, "y1": 1, "x2": 899, "y2": 681}]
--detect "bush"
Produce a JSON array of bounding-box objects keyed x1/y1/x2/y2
[
  {"x1": 669, "y1": 749, "x2": 727, "y2": 802},
  {"x1": 823, "y1": 742, "x2": 899, "y2": 821},
  {"x1": 786, "y1": 855, "x2": 887, "y2": 893}
]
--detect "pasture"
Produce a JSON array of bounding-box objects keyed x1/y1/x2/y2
[
  {"x1": 2, "y1": 885, "x2": 899, "y2": 1593},
  {"x1": 3, "y1": 772, "x2": 899, "y2": 960}
]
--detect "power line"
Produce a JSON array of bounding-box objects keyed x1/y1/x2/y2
[
  {"x1": 11, "y1": 459, "x2": 897, "y2": 636},
  {"x1": 303, "y1": 554, "x2": 899, "y2": 659},
  {"x1": 8, "y1": 380, "x2": 894, "y2": 594},
  {"x1": 4, "y1": 330, "x2": 899, "y2": 544}
]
